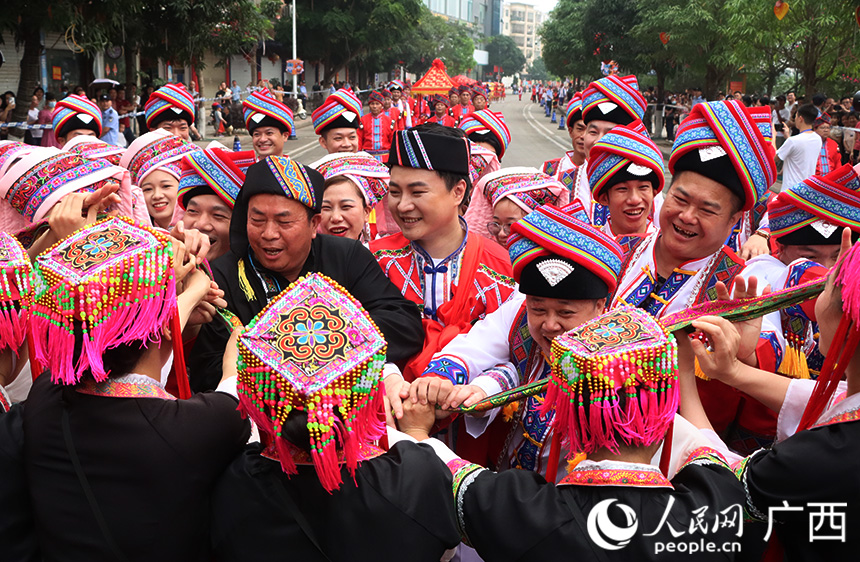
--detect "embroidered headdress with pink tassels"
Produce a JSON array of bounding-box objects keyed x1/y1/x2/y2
[
  {"x1": 236, "y1": 272, "x2": 387, "y2": 492},
  {"x1": 0, "y1": 232, "x2": 32, "y2": 353},
  {"x1": 30, "y1": 216, "x2": 176, "y2": 385},
  {"x1": 544, "y1": 306, "x2": 678, "y2": 454}
]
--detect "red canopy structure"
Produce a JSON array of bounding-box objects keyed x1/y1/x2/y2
[
  {"x1": 452, "y1": 75, "x2": 477, "y2": 87},
  {"x1": 411, "y1": 59, "x2": 456, "y2": 95}
]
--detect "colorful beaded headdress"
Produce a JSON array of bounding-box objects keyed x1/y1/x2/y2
[
  {"x1": 310, "y1": 151, "x2": 390, "y2": 208},
  {"x1": 121, "y1": 129, "x2": 200, "y2": 185},
  {"x1": 51, "y1": 94, "x2": 103, "y2": 138},
  {"x1": 581, "y1": 75, "x2": 646, "y2": 126},
  {"x1": 458, "y1": 110, "x2": 512, "y2": 158},
  {"x1": 178, "y1": 147, "x2": 255, "y2": 209},
  {"x1": 769, "y1": 163, "x2": 860, "y2": 240},
  {"x1": 144, "y1": 83, "x2": 196, "y2": 129},
  {"x1": 236, "y1": 273, "x2": 387, "y2": 492},
  {"x1": 588, "y1": 120, "x2": 666, "y2": 197},
  {"x1": 467, "y1": 141, "x2": 500, "y2": 186},
  {"x1": 242, "y1": 89, "x2": 295, "y2": 135},
  {"x1": 312, "y1": 90, "x2": 363, "y2": 134},
  {"x1": 544, "y1": 306, "x2": 678, "y2": 454},
  {"x1": 30, "y1": 216, "x2": 176, "y2": 385},
  {"x1": 0, "y1": 232, "x2": 32, "y2": 352},
  {"x1": 0, "y1": 147, "x2": 131, "y2": 223},
  {"x1": 476, "y1": 167, "x2": 564, "y2": 213}
]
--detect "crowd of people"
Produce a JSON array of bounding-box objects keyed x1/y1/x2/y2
[{"x1": 0, "y1": 71, "x2": 858, "y2": 562}]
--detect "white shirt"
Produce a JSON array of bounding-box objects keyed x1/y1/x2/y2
[{"x1": 777, "y1": 130, "x2": 821, "y2": 191}]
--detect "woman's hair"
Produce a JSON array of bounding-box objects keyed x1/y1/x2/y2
[{"x1": 281, "y1": 408, "x2": 345, "y2": 454}]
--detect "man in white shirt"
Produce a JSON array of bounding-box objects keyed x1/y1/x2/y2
[{"x1": 776, "y1": 103, "x2": 821, "y2": 191}]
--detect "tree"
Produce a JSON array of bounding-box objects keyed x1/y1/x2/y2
[
  {"x1": 486, "y1": 35, "x2": 526, "y2": 76},
  {"x1": 541, "y1": 0, "x2": 590, "y2": 79},
  {"x1": 525, "y1": 58, "x2": 554, "y2": 81},
  {"x1": 276, "y1": 0, "x2": 423, "y2": 82}
]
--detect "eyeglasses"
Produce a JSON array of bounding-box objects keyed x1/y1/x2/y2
[{"x1": 487, "y1": 222, "x2": 512, "y2": 236}]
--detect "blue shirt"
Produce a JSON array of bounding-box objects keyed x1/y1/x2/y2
[{"x1": 100, "y1": 107, "x2": 121, "y2": 146}]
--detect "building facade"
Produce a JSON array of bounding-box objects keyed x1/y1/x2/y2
[{"x1": 502, "y1": 2, "x2": 543, "y2": 66}]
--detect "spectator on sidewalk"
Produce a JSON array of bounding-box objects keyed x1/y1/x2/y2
[
  {"x1": 776, "y1": 103, "x2": 821, "y2": 190},
  {"x1": 813, "y1": 113, "x2": 841, "y2": 175}
]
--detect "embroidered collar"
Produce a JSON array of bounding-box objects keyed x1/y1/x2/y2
[
  {"x1": 411, "y1": 216, "x2": 469, "y2": 270},
  {"x1": 812, "y1": 391, "x2": 860, "y2": 428},
  {"x1": 76, "y1": 373, "x2": 176, "y2": 400},
  {"x1": 559, "y1": 459, "x2": 673, "y2": 489}
]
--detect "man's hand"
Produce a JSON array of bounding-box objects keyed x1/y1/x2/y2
[
  {"x1": 739, "y1": 233, "x2": 769, "y2": 260},
  {"x1": 399, "y1": 399, "x2": 436, "y2": 441},
  {"x1": 48, "y1": 184, "x2": 121, "y2": 241},
  {"x1": 713, "y1": 277, "x2": 767, "y2": 362},
  {"x1": 171, "y1": 222, "x2": 210, "y2": 264},
  {"x1": 690, "y1": 316, "x2": 743, "y2": 386},
  {"x1": 385, "y1": 375, "x2": 410, "y2": 421},
  {"x1": 409, "y1": 376, "x2": 454, "y2": 406},
  {"x1": 442, "y1": 384, "x2": 487, "y2": 410}
]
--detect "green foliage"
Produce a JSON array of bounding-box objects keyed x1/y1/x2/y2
[
  {"x1": 486, "y1": 35, "x2": 526, "y2": 75},
  {"x1": 525, "y1": 57, "x2": 554, "y2": 81}
]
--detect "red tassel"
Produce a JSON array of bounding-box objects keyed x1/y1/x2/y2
[{"x1": 545, "y1": 432, "x2": 562, "y2": 484}]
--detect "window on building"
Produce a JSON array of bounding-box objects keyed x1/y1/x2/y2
[
  {"x1": 527, "y1": 12, "x2": 534, "y2": 22},
  {"x1": 512, "y1": 23, "x2": 525, "y2": 34}
]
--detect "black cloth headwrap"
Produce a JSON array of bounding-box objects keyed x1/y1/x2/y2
[
  {"x1": 388, "y1": 129, "x2": 471, "y2": 176},
  {"x1": 467, "y1": 131, "x2": 502, "y2": 159},
  {"x1": 319, "y1": 114, "x2": 360, "y2": 133},
  {"x1": 777, "y1": 224, "x2": 859, "y2": 246},
  {"x1": 672, "y1": 149, "x2": 746, "y2": 209},
  {"x1": 518, "y1": 255, "x2": 609, "y2": 300},
  {"x1": 248, "y1": 115, "x2": 290, "y2": 134},
  {"x1": 147, "y1": 109, "x2": 194, "y2": 128},
  {"x1": 229, "y1": 158, "x2": 326, "y2": 256},
  {"x1": 57, "y1": 114, "x2": 100, "y2": 139},
  {"x1": 583, "y1": 105, "x2": 636, "y2": 127},
  {"x1": 600, "y1": 169, "x2": 662, "y2": 197}
]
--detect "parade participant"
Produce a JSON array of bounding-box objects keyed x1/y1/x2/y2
[
  {"x1": 461, "y1": 139, "x2": 504, "y2": 239},
  {"x1": 312, "y1": 151, "x2": 389, "y2": 243},
  {"x1": 416, "y1": 204, "x2": 623, "y2": 482},
  {"x1": 0, "y1": 147, "x2": 131, "y2": 239},
  {"x1": 471, "y1": 86, "x2": 488, "y2": 111},
  {"x1": 381, "y1": 89, "x2": 402, "y2": 130},
  {"x1": 388, "y1": 80, "x2": 412, "y2": 129},
  {"x1": 210, "y1": 274, "x2": 460, "y2": 561},
  {"x1": 541, "y1": 93, "x2": 587, "y2": 198},
  {"x1": 609, "y1": 99, "x2": 776, "y2": 321},
  {"x1": 579, "y1": 74, "x2": 648, "y2": 226},
  {"x1": 189, "y1": 155, "x2": 422, "y2": 392},
  {"x1": 24, "y1": 217, "x2": 250, "y2": 562},
  {"x1": 121, "y1": 129, "x2": 201, "y2": 230},
  {"x1": 177, "y1": 147, "x2": 256, "y2": 260},
  {"x1": 448, "y1": 87, "x2": 460, "y2": 109},
  {"x1": 311, "y1": 89, "x2": 362, "y2": 154},
  {"x1": 144, "y1": 83, "x2": 196, "y2": 141},
  {"x1": 587, "y1": 120, "x2": 665, "y2": 237},
  {"x1": 813, "y1": 113, "x2": 841, "y2": 175},
  {"x1": 372, "y1": 124, "x2": 516, "y2": 461},
  {"x1": 0, "y1": 232, "x2": 38, "y2": 561},
  {"x1": 242, "y1": 88, "x2": 295, "y2": 159},
  {"x1": 692, "y1": 236, "x2": 860, "y2": 559},
  {"x1": 473, "y1": 168, "x2": 566, "y2": 246},
  {"x1": 358, "y1": 91, "x2": 395, "y2": 162},
  {"x1": 51, "y1": 94, "x2": 102, "y2": 145},
  {"x1": 399, "y1": 307, "x2": 745, "y2": 561},
  {"x1": 457, "y1": 109, "x2": 511, "y2": 161},
  {"x1": 426, "y1": 94, "x2": 456, "y2": 127},
  {"x1": 452, "y1": 85, "x2": 473, "y2": 123}
]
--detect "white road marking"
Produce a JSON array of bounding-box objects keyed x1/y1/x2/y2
[{"x1": 521, "y1": 103, "x2": 570, "y2": 152}]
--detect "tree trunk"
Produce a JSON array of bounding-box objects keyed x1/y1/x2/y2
[
  {"x1": 10, "y1": 27, "x2": 42, "y2": 139},
  {"x1": 125, "y1": 46, "x2": 137, "y2": 87}
]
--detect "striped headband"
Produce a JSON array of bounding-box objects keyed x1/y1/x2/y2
[
  {"x1": 120, "y1": 130, "x2": 201, "y2": 185},
  {"x1": 266, "y1": 155, "x2": 317, "y2": 208},
  {"x1": 769, "y1": 164, "x2": 860, "y2": 238},
  {"x1": 51, "y1": 94, "x2": 103, "y2": 138},
  {"x1": 458, "y1": 110, "x2": 512, "y2": 158},
  {"x1": 508, "y1": 204, "x2": 623, "y2": 291},
  {"x1": 144, "y1": 83, "x2": 196, "y2": 128},
  {"x1": 581, "y1": 74, "x2": 646, "y2": 125},
  {"x1": 477, "y1": 167, "x2": 565, "y2": 213},
  {"x1": 388, "y1": 80, "x2": 405, "y2": 91},
  {"x1": 588, "y1": 120, "x2": 666, "y2": 198},
  {"x1": 390, "y1": 129, "x2": 471, "y2": 179},
  {"x1": 467, "y1": 141, "x2": 500, "y2": 186},
  {"x1": 178, "y1": 148, "x2": 255, "y2": 209},
  {"x1": 669, "y1": 100, "x2": 776, "y2": 212},
  {"x1": 312, "y1": 89, "x2": 363, "y2": 134},
  {"x1": 471, "y1": 86, "x2": 487, "y2": 100},
  {"x1": 242, "y1": 89, "x2": 295, "y2": 134},
  {"x1": 431, "y1": 94, "x2": 450, "y2": 108},
  {"x1": 368, "y1": 91, "x2": 385, "y2": 105},
  {"x1": 566, "y1": 92, "x2": 583, "y2": 127},
  {"x1": 311, "y1": 151, "x2": 390, "y2": 208}
]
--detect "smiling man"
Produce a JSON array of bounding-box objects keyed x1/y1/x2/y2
[
  {"x1": 609, "y1": 100, "x2": 776, "y2": 320},
  {"x1": 542, "y1": 93, "x2": 586, "y2": 196},
  {"x1": 144, "y1": 83, "x2": 196, "y2": 141},
  {"x1": 311, "y1": 89, "x2": 362, "y2": 154},
  {"x1": 587, "y1": 120, "x2": 665, "y2": 237},
  {"x1": 188, "y1": 155, "x2": 423, "y2": 392},
  {"x1": 177, "y1": 147, "x2": 256, "y2": 260},
  {"x1": 242, "y1": 89, "x2": 295, "y2": 159},
  {"x1": 416, "y1": 202, "x2": 623, "y2": 481}
]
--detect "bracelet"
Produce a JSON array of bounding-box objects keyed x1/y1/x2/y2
[{"x1": 752, "y1": 230, "x2": 770, "y2": 241}]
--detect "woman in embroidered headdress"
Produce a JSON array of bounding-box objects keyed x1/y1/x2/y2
[
  {"x1": 311, "y1": 151, "x2": 390, "y2": 244},
  {"x1": 23, "y1": 217, "x2": 249, "y2": 562}
]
